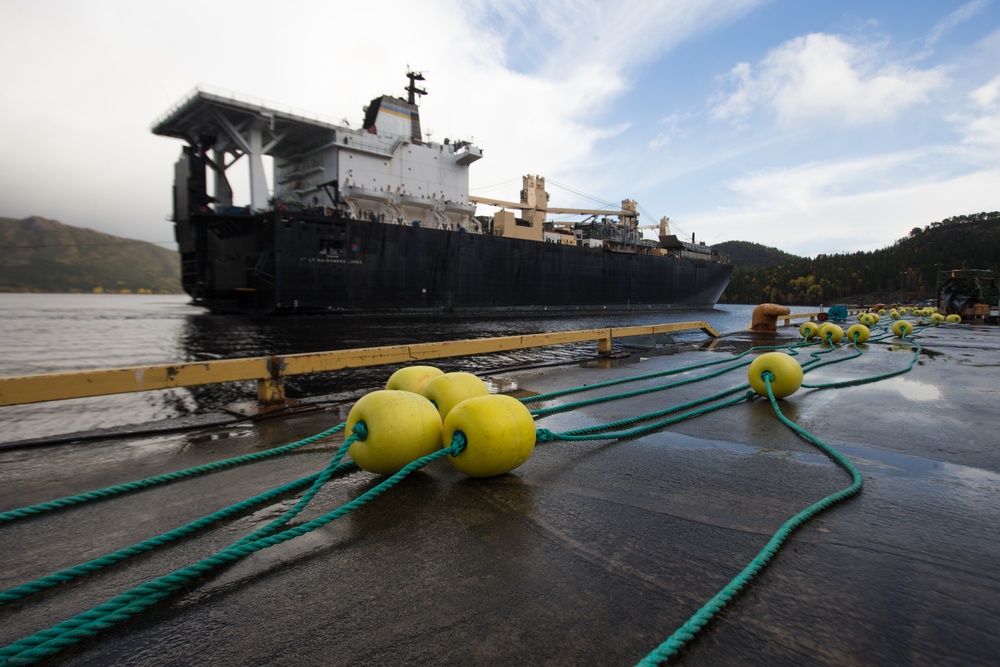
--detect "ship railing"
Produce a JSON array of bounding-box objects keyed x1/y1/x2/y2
[
  {"x1": 0, "y1": 322, "x2": 720, "y2": 410},
  {"x1": 152, "y1": 85, "x2": 343, "y2": 133}
]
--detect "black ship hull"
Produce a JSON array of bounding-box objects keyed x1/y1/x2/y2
[{"x1": 177, "y1": 211, "x2": 732, "y2": 316}]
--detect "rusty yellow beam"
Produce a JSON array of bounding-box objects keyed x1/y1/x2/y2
[
  {"x1": 0, "y1": 321, "x2": 720, "y2": 408},
  {"x1": 611, "y1": 321, "x2": 721, "y2": 338},
  {"x1": 279, "y1": 329, "x2": 615, "y2": 375},
  {"x1": 280, "y1": 322, "x2": 720, "y2": 375},
  {"x1": 0, "y1": 358, "x2": 271, "y2": 407},
  {"x1": 779, "y1": 312, "x2": 822, "y2": 326}
]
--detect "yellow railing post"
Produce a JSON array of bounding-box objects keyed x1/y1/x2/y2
[
  {"x1": 598, "y1": 335, "x2": 613, "y2": 355},
  {"x1": 256, "y1": 357, "x2": 287, "y2": 405}
]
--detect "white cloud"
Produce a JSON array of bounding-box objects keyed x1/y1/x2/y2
[
  {"x1": 943, "y1": 73, "x2": 1000, "y2": 152},
  {"x1": 926, "y1": 0, "x2": 989, "y2": 48},
  {"x1": 712, "y1": 33, "x2": 948, "y2": 126},
  {"x1": 969, "y1": 72, "x2": 1000, "y2": 107},
  {"x1": 0, "y1": 0, "x2": 769, "y2": 241},
  {"x1": 648, "y1": 113, "x2": 693, "y2": 151},
  {"x1": 685, "y1": 149, "x2": 999, "y2": 255}
]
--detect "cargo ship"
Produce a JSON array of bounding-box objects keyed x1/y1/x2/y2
[{"x1": 152, "y1": 73, "x2": 732, "y2": 315}]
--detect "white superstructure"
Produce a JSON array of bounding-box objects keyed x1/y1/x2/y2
[{"x1": 152, "y1": 72, "x2": 483, "y2": 231}]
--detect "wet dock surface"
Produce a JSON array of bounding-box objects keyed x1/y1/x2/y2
[{"x1": 2, "y1": 323, "x2": 999, "y2": 666}]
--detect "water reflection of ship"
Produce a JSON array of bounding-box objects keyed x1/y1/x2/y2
[{"x1": 175, "y1": 313, "x2": 597, "y2": 410}]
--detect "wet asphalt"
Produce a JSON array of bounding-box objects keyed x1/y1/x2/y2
[{"x1": 1, "y1": 321, "x2": 999, "y2": 666}]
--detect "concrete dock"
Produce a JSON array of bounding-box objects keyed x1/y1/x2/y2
[{"x1": 1, "y1": 322, "x2": 999, "y2": 666}]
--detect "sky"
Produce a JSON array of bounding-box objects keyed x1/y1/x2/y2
[{"x1": 0, "y1": 0, "x2": 998, "y2": 258}]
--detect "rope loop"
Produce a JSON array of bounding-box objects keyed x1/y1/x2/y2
[
  {"x1": 448, "y1": 431, "x2": 468, "y2": 456},
  {"x1": 535, "y1": 428, "x2": 557, "y2": 443},
  {"x1": 352, "y1": 421, "x2": 368, "y2": 441}
]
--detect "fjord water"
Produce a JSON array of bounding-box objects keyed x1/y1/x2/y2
[{"x1": 0, "y1": 293, "x2": 769, "y2": 443}]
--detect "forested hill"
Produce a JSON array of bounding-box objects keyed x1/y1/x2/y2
[
  {"x1": 719, "y1": 212, "x2": 1000, "y2": 305},
  {"x1": 0, "y1": 216, "x2": 182, "y2": 293},
  {"x1": 713, "y1": 241, "x2": 802, "y2": 268}
]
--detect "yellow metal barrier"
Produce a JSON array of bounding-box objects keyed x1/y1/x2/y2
[
  {"x1": 0, "y1": 321, "x2": 720, "y2": 409},
  {"x1": 778, "y1": 310, "x2": 865, "y2": 326},
  {"x1": 778, "y1": 312, "x2": 822, "y2": 326}
]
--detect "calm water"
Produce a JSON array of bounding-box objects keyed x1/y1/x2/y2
[{"x1": 0, "y1": 293, "x2": 772, "y2": 443}]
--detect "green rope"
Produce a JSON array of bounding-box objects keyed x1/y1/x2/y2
[
  {"x1": 1, "y1": 428, "x2": 363, "y2": 607},
  {"x1": 523, "y1": 340, "x2": 812, "y2": 407},
  {"x1": 1, "y1": 325, "x2": 931, "y2": 665},
  {"x1": 529, "y1": 359, "x2": 754, "y2": 420},
  {"x1": 0, "y1": 433, "x2": 467, "y2": 666},
  {"x1": 0, "y1": 461, "x2": 358, "y2": 606},
  {"x1": 802, "y1": 335, "x2": 922, "y2": 390},
  {"x1": 0, "y1": 423, "x2": 346, "y2": 524},
  {"x1": 537, "y1": 387, "x2": 755, "y2": 443},
  {"x1": 635, "y1": 374, "x2": 863, "y2": 666}
]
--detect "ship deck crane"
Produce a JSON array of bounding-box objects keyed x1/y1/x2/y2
[{"x1": 469, "y1": 175, "x2": 639, "y2": 227}]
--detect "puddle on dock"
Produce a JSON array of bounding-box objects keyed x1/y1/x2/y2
[
  {"x1": 877, "y1": 376, "x2": 941, "y2": 401},
  {"x1": 645, "y1": 430, "x2": 1000, "y2": 493}
]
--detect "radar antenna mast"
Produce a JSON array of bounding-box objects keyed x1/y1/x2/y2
[{"x1": 406, "y1": 70, "x2": 427, "y2": 104}]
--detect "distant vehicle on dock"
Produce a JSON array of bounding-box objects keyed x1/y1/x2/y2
[
  {"x1": 152, "y1": 73, "x2": 732, "y2": 315},
  {"x1": 936, "y1": 269, "x2": 998, "y2": 319}
]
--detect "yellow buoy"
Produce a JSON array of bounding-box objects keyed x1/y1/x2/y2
[
  {"x1": 892, "y1": 320, "x2": 914, "y2": 337},
  {"x1": 386, "y1": 365, "x2": 444, "y2": 394},
  {"x1": 946, "y1": 314, "x2": 962, "y2": 323},
  {"x1": 799, "y1": 321, "x2": 820, "y2": 339},
  {"x1": 930, "y1": 313, "x2": 945, "y2": 325},
  {"x1": 878, "y1": 308, "x2": 886, "y2": 315},
  {"x1": 871, "y1": 313, "x2": 881, "y2": 323},
  {"x1": 444, "y1": 394, "x2": 536, "y2": 477},
  {"x1": 421, "y1": 372, "x2": 491, "y2": 420},
  {"x1": 818, "y1": 322, "x2": 844, "y2": 343},
  {"x1": 860, "y1": 313, "x2": 875, "y2": 326},
  {"x1": 846, "y1": 324, "x2": 870, "y2": 344},
  {"x1": 748, "y1": 352, "x2": 804, "y2": 398},
  {"x1": 346, "y1": 390, "x2": 443, "y2": 475},
  {"x1": 890, "y1": 310, "x2": 901, "y2": 320}
]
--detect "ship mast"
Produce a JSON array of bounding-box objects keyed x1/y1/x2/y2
[{"x1": 406, "y1": 70, "x2": 427, "y2": 105}]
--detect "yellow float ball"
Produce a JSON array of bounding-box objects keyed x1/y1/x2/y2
[
  {"x1": 346, "y1": 390, "x2": 443, "y2": 475},
  {"x1": 890, "y1": 310, "x2": 901, "y2": 320},
  {"x1": 421, "y1": 372, "x2": 490, "y2": 421},
  {"x1": 386, "y1": 365, "x2": 444, "y2": 394},
  {"x1": 878, "y1": 308, "x2": 886, "y2": 315},
  {"x1": 871, "y1": 313, "x2": 881, "y2": 323},
  {"x1": 860, "y1": 313, "x2": 875, "y2": 326},
  {"x1": 945, "y1": 314, "x2": 961, "y2": 323},
  {"x1": 892, "y1": 320, "x2": 913, "y2": 337},
  {"x1": 846, "y1": 324, "x2": 870, "y2": 344},
  {"x1": 443, "y1": 394, "x2": 536, "y2": 477},
  {"x1": 930, "y1": 313, "x2": 944, "y2": 325},
  {"x1": 818, "y1": 323, "x2": 844, "y2": 343},
  {"x1": 748, "y1": 352, "x2": 804, "y2": 399},
  {"x1": 799, "y1": 321, "x2": 820, "y2": 339}
]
